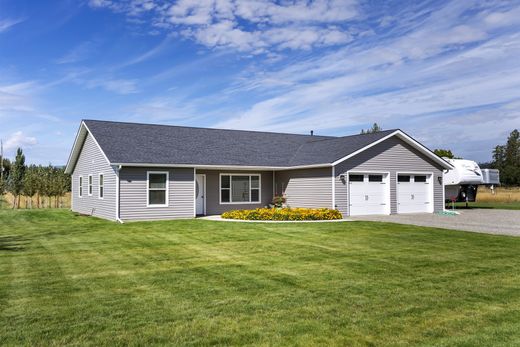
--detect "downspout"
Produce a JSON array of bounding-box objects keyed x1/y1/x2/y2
[
  {"x1": 115, "y1": 165, "x2": 124, "y2": 224},
  {"x1": 332, "y1": 166, "x2": 336, "y2": 210}
]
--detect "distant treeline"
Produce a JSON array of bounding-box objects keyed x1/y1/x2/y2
[{"x1": 0, "y1": 148, "x2": 71, "y2": 209}]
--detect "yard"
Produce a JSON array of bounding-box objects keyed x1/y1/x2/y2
[{"x1": 1, "y1": 210, "x2": 520, "y2": 346}]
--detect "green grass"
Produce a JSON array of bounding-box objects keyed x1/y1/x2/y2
[
  {"x1": 1, "y1": 210, "x2": 520, "y2": 346},
  {"x1": 454, "y1": 201, "x2": 520, "y2": 210}
]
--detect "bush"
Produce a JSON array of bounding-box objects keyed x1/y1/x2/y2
[{"x1": 221, "y1": 207, "x2": 343, "y2": 221}]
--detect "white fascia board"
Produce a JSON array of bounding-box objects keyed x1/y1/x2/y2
[
  {"x1": 331, "y1": 130, "x2": 454, "y2": 170},
  {"x1": 110, "y1": 162, "x2": 332, "y2": 171},
  {"x1": 64, "y1": 122, "x2": 87, "y2": 174}
]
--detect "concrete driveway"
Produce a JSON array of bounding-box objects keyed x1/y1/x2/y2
[{"x1": 350, "y1": 209, "x2": 520, "y2": 236}]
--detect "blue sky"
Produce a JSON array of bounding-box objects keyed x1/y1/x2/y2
[{"x1": 1, "y1": 0, "x2": 519, "y2": 165}]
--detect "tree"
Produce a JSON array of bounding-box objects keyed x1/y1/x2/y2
[
  {"x1": 0, "y1": 176, "x2": 6, "y2": 209},
  {"x1": 361, "y1": 123, "x2": 382, "y2": 134},
  {"x1": 8, "y1": 148, "x2": 26, "y2": 209},
  {"x1": 433, "y1": 149, "x2": 456, "y2": 159},
  {"x1": 23, "y1": 165, "x2": 39, "y2": 209},
  {"x1": 1, "y1": 157, "x2": 11, "y2": 180},
  {"x1": 491, "y1": 129, "x2": 520, "y2": 186}
]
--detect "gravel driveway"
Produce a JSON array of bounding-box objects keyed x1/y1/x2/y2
[{"x1": 350, "y1": 209, "x2": 520, "y2": 236}]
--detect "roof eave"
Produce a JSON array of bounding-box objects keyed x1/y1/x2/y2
[{"x1": 110, "y1": 162, "x2": 332, "y2": 171}]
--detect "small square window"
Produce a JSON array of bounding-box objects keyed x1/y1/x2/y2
[
  {"x1": 414, "y1": 175, "x2": 427, "y2": 183},
  {"x1": 349, "y1": 174, "x2": 364, "y2": 182},
  {"x1": 369, "y1": 175, "x2": 383, "y2": 182},
  {"x1": 398, "y1": 175, "x2": 411, "y2": 182}
]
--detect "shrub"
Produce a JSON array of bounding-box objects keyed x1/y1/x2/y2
[
  {"x1": 272, "y1": 195, "x2": 286, "y2": 208},
  {"x1": 221, "y1": 207, "x2": 343, "y2": 221}
]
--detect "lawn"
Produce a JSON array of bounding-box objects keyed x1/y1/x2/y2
[
  {"x1": 1, "y1": 210, "x2": 520, "y2": 346},
  {"x1": 454, "y1": 201, "x2": 520, "y2": 210}
]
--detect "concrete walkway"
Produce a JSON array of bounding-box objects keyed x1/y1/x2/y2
[{"x1": 350, "y1": 209, "x2": 520, "y2": 236}]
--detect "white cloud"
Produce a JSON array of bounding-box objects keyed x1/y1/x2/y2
[
  {"x1": 3, "y1": 131, "x2": 37, "y2": 151},
  {"x1": 88, "y1": 0, "x2": 360, "y2": 53},
  {"x1": 0, "y1": 17, "x2": 24, "y2": 33}
]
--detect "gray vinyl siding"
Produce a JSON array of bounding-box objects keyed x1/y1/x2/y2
[
  {"x1": 119, "y1": 167, "x2": 195, "y2": 221},
  {"x1": 334, "y1": 137, "x2": 444, "y2": 216},
  {"x1": 197, "y1": 170, "x2": 273, "y2": 215},
  {"x1": 275, "y1": 167, "x2": 333, "y2": 209},
  {"x1": 71, "y1": 132, "x2": 117, "y2": 221}
]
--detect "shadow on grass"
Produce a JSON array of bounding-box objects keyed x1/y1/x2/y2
[{"x1": 0, "y1": 235, "x2": 30, "y2": 252}]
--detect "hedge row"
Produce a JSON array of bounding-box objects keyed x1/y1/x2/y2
[{"x1": 221, "y1": 207, "x2": 343, "y2": 221}]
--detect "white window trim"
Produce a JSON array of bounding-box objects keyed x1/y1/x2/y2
[
  {"x1": 88, "y1": 174, "x2": 93, "y2": 196},
  {"x1": 79, "y1": 176, "x2": 83, "y2": 198},
  {"x1": 146, "y1": 171, "x2": 169, "y2": 208},
  {"x1": 219, "y1": 173, "x2": 261, "y2": 204},
  {"x1": 98, "y1": 173, "x2": 104, "y2": 200}
]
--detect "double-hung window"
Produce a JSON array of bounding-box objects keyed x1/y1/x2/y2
[
  {"x1": 88, "y1": 175, "x2": 93, "y2": 196},
  {"x1": 79, "y1": 176, "x2": 83, "y2": 197},
  {"x1": 99, "y1": 174, "x2": 104, "y2": 199},
  {"x1": 220, "y1": 174, "x2": 260, "y2": 204},
  {"x1": 147, "y1": 171, "x2": 169, "y2": 207}
]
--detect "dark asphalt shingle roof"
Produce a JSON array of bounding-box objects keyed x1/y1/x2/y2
[{"x1": 84, "y1": 120, "x2": 397, "y2": 167}]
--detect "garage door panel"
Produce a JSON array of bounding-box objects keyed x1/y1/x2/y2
[
  {"x1": 349, "y1": 173, "x2": 389, "y2": 216},
  {"x1": 397, "y1": 174, "x2": 432, "y2": 213}
]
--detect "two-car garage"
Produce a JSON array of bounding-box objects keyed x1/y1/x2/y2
[{"x1": 347, "y1": 172, "x2": 433, "y2": 216}]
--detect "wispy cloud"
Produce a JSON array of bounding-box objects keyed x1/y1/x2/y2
[
  {"x1": 85, "y1": 78, "x2": 139, "y2": 94},
  {"x1": 0, "y1": 17, "x2": 25, "y2": 33},
  {"x1": 55, "y1": 41, "x2": 98, "y2": 64}
]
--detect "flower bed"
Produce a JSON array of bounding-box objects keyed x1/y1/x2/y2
[{"x1": 221, "y1": 207, "x2": 343, "y2": 221}]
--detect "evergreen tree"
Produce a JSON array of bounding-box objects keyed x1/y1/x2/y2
[
  {"x1": 492, "y1": 129, "x2": 520, "y2": 186},
  {"x1": 434, "y1": 149, "x2": 456, "y2": 159},
  {"x1": 361, "y1": 123, "x2": 383, "y2": 134},
  {"x1": 8, "y1": 148, "x2": 26, "y2": 209}
]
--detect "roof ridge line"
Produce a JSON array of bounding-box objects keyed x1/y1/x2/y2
[{"x1": 83, "y1": 119, "x2": 337, "y2": 139}]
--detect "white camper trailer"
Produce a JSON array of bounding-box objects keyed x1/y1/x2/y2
[{"x1": 443, "y1": 159, "x2": 500, "y2": 203}]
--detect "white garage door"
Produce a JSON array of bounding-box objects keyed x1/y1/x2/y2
[
  {"x1": 397, "y1": 174, "x2": 432, "y2": 213},
  {"x1": 349, "y1": 173, "x2": 389, "y2": 216}
]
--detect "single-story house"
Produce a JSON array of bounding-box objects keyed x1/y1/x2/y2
[{"x1": 65, "y1": 120, "x2": 453, "y2": 222}]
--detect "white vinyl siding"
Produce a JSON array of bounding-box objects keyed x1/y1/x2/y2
[
  {"x1": 119, "y1": 167, "x2": 194, "y2": 221},
  {"x1": 275, "y1": 167, "x2": 333, "y2": 208},
  {"x1": 71, "y1": 132, "x2": 117, "y2": 221}
]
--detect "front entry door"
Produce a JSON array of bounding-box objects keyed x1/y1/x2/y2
[{"x1": 196, "y1": 174, "x2": 205, "y2": 215}]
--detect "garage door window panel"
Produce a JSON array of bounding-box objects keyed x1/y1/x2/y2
[{"x1": 369, "y1": 175, "x2": 383, "y2": 182}]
